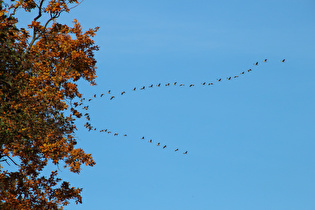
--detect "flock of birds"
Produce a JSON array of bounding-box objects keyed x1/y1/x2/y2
[{"x1": 74, "y1": 59, "x2": 286, "y2": 155}]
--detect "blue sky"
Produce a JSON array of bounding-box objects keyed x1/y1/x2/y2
[{"x1": 11, "y1": 0, "x2": 315, "y2": 209}]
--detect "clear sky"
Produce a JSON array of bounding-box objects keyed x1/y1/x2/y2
[{"x1": 12, "y1": 0, "x2": 315, "y2": 209}]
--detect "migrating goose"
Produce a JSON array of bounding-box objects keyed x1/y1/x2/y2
[
  {"x1": 157, "y1": 83, "x2": 161, "y2": 87},
  {"x1": 163, "y1": 145, "x2": 167, "y2": 149},
  {"x1": 263, "y1": 59, "x2": 267, "y2": 62},
  {"x1": 240, "y1": 72, "x2": 245, "y2": 74},
  {"x1": 217, "y1": 78, "x2": 222, "y2": 82},
  {"x1": 108, "y1": 90, "x2": 111, "y2": 94},
  {"x1": 93, "y1": 94, "x2": 96, "y2": 98},
  {"x1": 149, "y1": 139, "x2": 152, "y2": 143},
  {"x1": 173, "y1": 82, "x2": 177, "y2": 85},
  {"x1": 248, "y1": 69, "x2": 252, "y2": 72},
  {"x1": 133, "y1": 87, "x2": 136, "y2": 91},
  {"x1": 183, "y1": 151, "x2": 188, "y2": 154},
  {"x1": 110, "y1": 96, "x2": 115, "y2": 100},
  {"x1": 149, "y1": 84, "x2": 153, "y2": 88},
  {"x1": 227, "y1": 77, "x2": 231, "y2": 80},
  {"x1": 189, "y1": 84, "x2": 194, "y2": 87},
  {"x1": 208, "y1": 83, "x2": 213, "y2": 85},
  {"x1": 100, "y1": 94, "x2": 104, "y2": 97},
  {"x1": 121, "y1": 91, "x2": 125, "y2": 95},
  {"x1": 165, "y1": 83, "x2": 170, "y2": 86},
  {"x1": 88, "y1": 99, "x2": 92, "y2": 101},
  {"x1": 180, "y1": 84, "x2": 185, "y2": 86},
  {"x1": 281, "y1": 59, "x2": 285, "y2": 62},
  {"x1": 175, "y1": 149, "x2": 179, "y2": 152},
  {"x1": 141, "y1": 137, "x2": 145, "y2": 139},
  {"x1": 80, "y1": 98, "x2": 85, "y2": 102},
  {"x1": 140, "y1": 86, "x2": 145, "y2": 90},
  {"x1": 114, "y1": 133, "x2": 118, "y2": 136},
  {"x1": 156, "y1": 143, "x2": 160, "y2": 146},
  {"x1": 254, "y1": 62, "x2": 258, "y2": 65},
  {"x1": 124, "y1": 134, "x2": 127, "y2": 136},
  {"x1": 234, "y1": 76, "x2": 239, "y2": 78}
]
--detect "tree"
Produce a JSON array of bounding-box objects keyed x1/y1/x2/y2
[{"x1": 0, "y1": 0, "x2": 99, "y2": 208}]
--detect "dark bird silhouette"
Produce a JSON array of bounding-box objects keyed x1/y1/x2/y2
[
  {"x1": 83, "y1": 106, "x2": 89, "y2": 110},
  {"x1": 114, "y1": 133, "x2": 118, "y2": 136},
  {"x1": 183, "y1": 151, "x2": 188, "y2": 154},
  {"x1": 108, "y1": 90, "x2": 111, "y2": 94},
  {"x1": 93, "y1": 94, "x2": 96, "y2": 98},
  {"x1": 173, "y1": 82, "x2": 177, "y2": 85},
  {"x1": 208, "y1": 83, "x2": 213, "y2": 85},
  {"x1": 149, "y1": 84, "x2": 153, "y2": 88},
  {"x1": 141, "y1": 137, "x2": 145, "y2": 139},
  {"x1": 263, "y1": 59, "x2": 267, "y2": 62},
  {"x1": 110, "y1": 96, "x2": 115, "y2": 100},
  {"x1": 227, "y1": 77, "x2": 231, "y2": 80},
  {"x1": 254, "y1": 62, "x2": 258, "y2": 65},
  {"x1": 163, "y1": 145, "x2": 167, "y2": 149},
  {"x1": 85, "y1": 116, "x2": 90, "y2": 121},
  {"x1": 133, "y1": 87, "x2": 136, "y2": 91},
  {"x1": 165, "y1": 83, "x2": 170, "y2": 86},
  {"x1": 240, "y1": 72, "x2": 245, "y2": 74},
  {"x1": 104, "y1": 129, "x2": 108, "y2": 132},
  {"x1": 202, "y1": 82, "x2": 206, "y2": 85},
  {"x1": 80, "y1": 98, "x2": 85, "y2": 102},
  {"x1": 108, "y1": 131, "x2": 111, "y2": 134},
  {"x1": 124, "y1": 134, "x2": 127, "y2": 136},
  {"x1": 248, "y1": 69, "x2": 252, "y2": 72},
  {"x1": 180, "y1": 84, "x2": 185, "y2": 86},
  {"x1": 121, "y1": 91, "x2": 125, "y2": 95},
  {"x1": 234, "y1": 76, "x2": 239, "y2": 78},
  {"x1": 175, "y1": 149, "x2": 179, "y2": 152},
  {"x1": 217, "y1": 78, "x2": 221, "y2": 82},
  {"x1": 149, "y1": 139, "x2": 152, "y2": 143},
  {"x1": 189, "y1": 84, "x2": 194, "y2": 87},
  {"x1": 88, "y1": 99, "x2": 92, "y2": 101},
  {"x1": 140, "y1": 86, "x2": 145, "y2": 90},
  {"x1": 157, "y1": 83, "x2": 161, "y2": 87},
  {"x1": 156, "y1": 143, "x2": 160, "y2": 146},
  {"x1": 100, "y1": 94, "x2": 104, "y2": 97},
  {"x1": 84, "y1": 113, "x2": 89, "y2": 116},
  {"x1": 281, "y1": 59, "x2": 285, "y2": 62}
]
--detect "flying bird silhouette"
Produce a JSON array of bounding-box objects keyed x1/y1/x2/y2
[
  {"x1": 114, "y1": 133, "x2": 118, "y2": 136},
  {"x1": 140, "y1": 86, "x2": 145, "y2": 90},
  {"x1": 263, "y1": 59, "x2": 267, "y2": 62},
  {"x1": 149, "y1": 84, "x2": 153, "y2": 88},
  {"x1": 133, "y1": 87, "x2": 136, "y2": 91},
  {"x1": 254, "y1": 62, "x2": 258, "y2": 65},
  {"x1": 180, "y1": 84, "x2": 185, "y2": 86},
  {"x1": 234, "y1": 76, "x2": 239, "y2": 78},
  {"x1": 88, "y1": 99, "x2": 92, "y2": 101},
  {"x1": 240, "y1": 72, "x2": 245, "y2": 74},
  {"x1": 163, "y1": 145, "x2": 167, "y2": 149},
  {"x1": 208, "y1": 83, "x2": 213, "y2": 85},
  {"x1": 183, "y1": 151, "x2": 188, "y2": 154},
  {"x1": 165, "y1": 83, "x2": 170, "y2": 86},
  {"x1": 124, "y1": 134, "x2": 127, "y2": 136},
  {"x1": 141, "y1": 137, "x2": 145, "y2": 139},
  {"x1": 217, "y1": 78, "x2": 222, "y2": 82},
  {"x1": 110, "y1": 96, "x2": 115, "y2": 100},
  {"x1": 93, "y1": 94, "x2": 96, "y2": 98},
  {"x1": 108, "y1": 90, "x2": 111, "y2": 94},
  {"x1": 189, "y1": 84, "x2": 194, "y2": 87},
  {"x1": 281, "y1": 59, "x2": 285, "y2": 62},
  {"x1": 149, "y1": 139, "x2": 152, "y2": 143},
  {"x1": 175, "y1": 149, "x2": 179, "y2": 152},
  {"x1": 100, "y1": 94, "x2": 104, "y2": 97},
  {"x1": 156, "y1": 143, "x2": 160, "y2": 146},
  {"x1": 248, "y1": 69, "x2": 252, "y2": 72},
  {"x1": 202, "y1": 82, "x2": 206, "y2": 85},
  {"x1": 173, "y1": 82, "x2": 177, "y2": 85},
  {"x1": 121, "y1": 91, "x2": 125, "y2": 95},
  {"x1": 227, "y1": 77, "x2": 231, "y2": 80},
  {"x1": 157, "y1": 83, "x2": 161, "y2": 87}
]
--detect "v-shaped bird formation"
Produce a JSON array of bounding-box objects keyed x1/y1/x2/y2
[{"x1": 75, "y1": 59, "x2": 286, "y2": 155}]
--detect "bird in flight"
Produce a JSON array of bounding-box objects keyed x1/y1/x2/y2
[
  {"x1": 281, "y1": 59, "x2": 285, "y2": 62},
  {"x1": 149, "y1": 139, "x2": 152, "y2": 143},
  {"x1": 263, "y1": 59, "x2": 267, "y2": 62},
  {"x1": 100, "y1": 94, "x2": 104, "y2": 97},
  {"x1": 254, "y1": 62, "x2": 258, "y2": 65},
  {"x1": 140, "y1": 86, "x2": 145, "y2": 90},
  {"x1": 248, "y1": 69, "x2": 252, "y2": 72},
  {"x1": 202, "y1": 82, "x2": 206, "y2": 85},
  {"x1": 121, "y1": 91, "x2": 125, "y2": 95},
  {"x1": 88, "y1": 99, "x2": 92, "y2": 101},
  {"x1": 108, "y1": 90, "x2": 111, "y2": 94},
  {"x1": 114, "y1": 133, "x2": 118, "y2": 136},
  {"x1": 240, "y1": 72, "x2": 245, "y2": 74},
  {"x1": 165, "y1": 83, "x2": 170, "y2": 86},
  {"x1": 189, "y1": 84, "x2": 194, "y2": 87},
  {"x1": 173, "y1": 82, "x2": 177, "y2": 85},
  {"x1": 175, "y1": 149, "x2": 179, "y2": 152},
  {"x1": 156, "y1": 143, "x2": 160, "y2": 146},
  {"x1": 124, "y1": 134, "x2": 127, "y2": 136},
  {"x1": 141, "y1": 137, "x2": 145, "y2": 139},
  {"x1": 217, "y1": 78, "x2": 222, "y2": 82},
  {"x1": 163, "y1": 145, "x2": 167, "y2": 149},
  {"x1": 93, "y1": 94, "x2": 96, "y2": 98},
  {"x1": 149, "y1": 84, "x2": 153, "y2": 88},
  {"x1": 208, "y1": 83, "x2": 213, "y2": 85},
  {"x1": 157, "y1": 83, "x2": 161, "y2": 87},
  {"x1": 133, "y1": 87, "x2": 136, "y2": 91},
  {"x1": 110, "y1": 96, "x2": 115, "y2": 100},
  {"x1": 227, "y1": 77, "x2": 231, "y2": 80},
  {"x1": 183, "y1": 151, "x2": 188, "y2": 154},
  {"x1": 180, "y1": 84, "x2": 185, "y2": 86},
  {"x1": 234, "y1": 76, "x2": 239, "y2": 78}
]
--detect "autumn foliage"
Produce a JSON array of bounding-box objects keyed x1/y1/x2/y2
[{"x1": 0, "y1": 0, "x2": 99, "y2": 209}]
